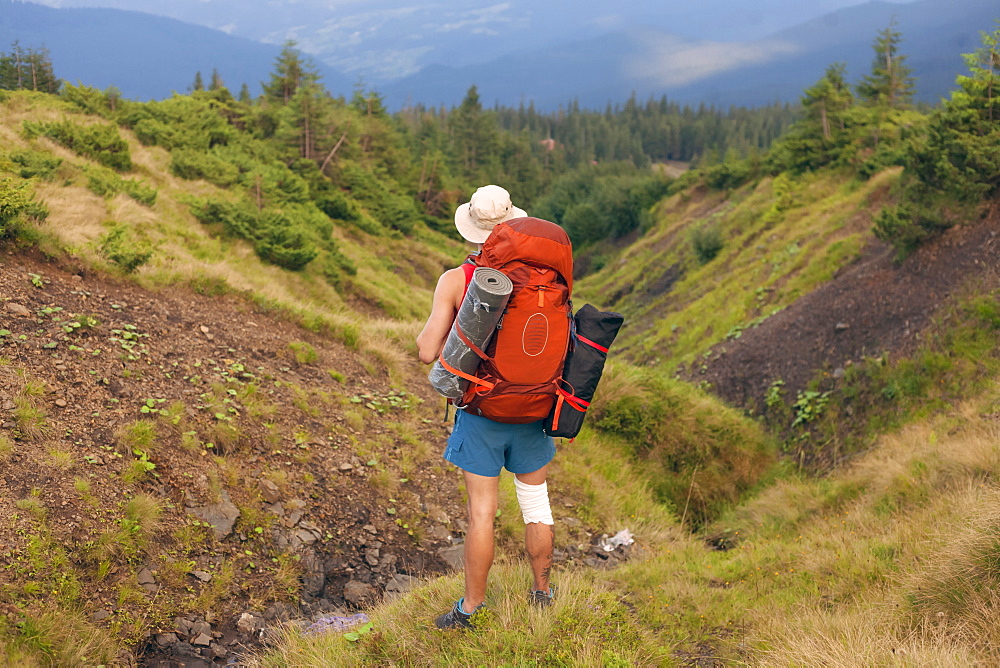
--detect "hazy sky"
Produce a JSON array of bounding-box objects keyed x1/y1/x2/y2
[{"x1": 23, "y1": 0, "x2": 922, "y2": 80}]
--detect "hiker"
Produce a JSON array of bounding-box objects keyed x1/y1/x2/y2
[{"x1": 416, "y1": 184, "x2": 565, "y2": 629}]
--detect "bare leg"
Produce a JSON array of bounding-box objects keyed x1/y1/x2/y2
[
  {"x1": 516, "y1": 466, "x2": 553, "y2": 592},
  {"x1": 462, "y1": 470, "x2": 499, "y2": 611}
]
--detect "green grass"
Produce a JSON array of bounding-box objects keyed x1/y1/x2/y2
[
  {"x1": 256, "y1": 384, "x2": 1000, "y2": 666},
  {"x1": 576, "y1": 169, "x2": 892, "y2": 372}
]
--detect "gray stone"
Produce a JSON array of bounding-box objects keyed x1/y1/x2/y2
[
  {"x1": 191, "y1": 633, "x2": 213, "y2": 647},
  {"x1": 426, "y1": 504, "x2": 449, "y2": 524},
  {"x1": 190, "y1": 570, "x2": 212, "y2": 582},
  {"x1": 259, "y1": 479, "x2": 281, "y2": 503},
  {"x1": 338, "y1": 462, "x2": 354, "y2": 471},
  {"x1": 438, "y1": 544, "x2": 465, "y2": 571},
  {"x1": 385, "y1": 573, "x2": 421, "y2": 594},
  {"x1": 236, "y1": 612, "x2": 264, "y2": 635},
  {"x1": 561, "y1": 517, "x2": 582, "y2": 527},
  {"x1": 364, "y1": 548, "x2": 380, "y2": 566},
  {"x1": 428, "y1": 525, "x2": 451, "y2": 541},
  {"x1": 90, "y1": 609, "x2": 112, "y2": 622},
  {"x1": 137, "y1": 568, "x2": 156, "y2": 585},
  {"x1": 189, "y1": 620, "x2": 212, "y2": 636},
  {"x1": 155, "y1": 633, "x2": 179, "y2": 647},
  {"x1": 189, "y1": 490, "x2": 240, "y2": 540},
  {"x1": 295, "y1": 529, "x2": 318, "y2": 546},
  {"x1": 342, "y1": 580, "x2": 376, "y2": 606}
]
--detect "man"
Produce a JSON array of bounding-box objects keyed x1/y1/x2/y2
[{"x1": 416, "y1": 184, "x2": 557, "y2": 630}]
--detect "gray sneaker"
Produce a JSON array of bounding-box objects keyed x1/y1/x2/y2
[
  {"x1": 434, "y1": 598, "x2": 484, "y2": 630},
  {"x1": 528, "y1": 586, "x2": 555, "y2": 607}
]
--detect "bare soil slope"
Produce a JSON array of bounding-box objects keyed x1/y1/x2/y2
[{"x1": 698, "y1": 212, "x2": 1000, "y2": 410}]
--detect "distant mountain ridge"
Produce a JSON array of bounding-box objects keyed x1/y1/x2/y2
[
  {"x1": 0, "y1": 0, "x2": 353, "y2": 99},
  {"x1": 1, "y1": 0, "x2": 995, "y2": 108},
  {"x1": 382, "y1": 0, "x2": 997, "y2": 109}
]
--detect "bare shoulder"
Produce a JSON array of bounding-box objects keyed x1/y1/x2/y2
[{"x1": 437, "y1": 266, "x2": 467, "y2": 308}]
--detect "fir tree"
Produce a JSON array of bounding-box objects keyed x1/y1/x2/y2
[
  {"x1": 802, "y1": 63, "x2": 853, "y2": 140},
  {"x1": 263, "y1": 41, "x2": 319, "y2": 104},
  {"x1": 857, "y1": 22, "x2": 915, "y2": 108},
  {"x1": 192, "y1": 71, "x2": 205, "y2": 92},
  {"x1": 210, "y1": 68, "x2": 224, "y2": 92}
]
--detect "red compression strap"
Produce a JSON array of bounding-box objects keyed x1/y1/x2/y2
[
  {"x1": 454, "y1": 324, "x2": 489, "y2": 361},
  {"x1": 556, "y1": 386, "x2": 590, "y2": 411},
  {"x1": 438, "y1": 355, "x2": 495, "y2": 391},
  {"x1": 551, "y1": 393, "x2": 564, "y2": 431},
  {"x1": 577, "y1": 335, "x2": 609, "y2": 354}
]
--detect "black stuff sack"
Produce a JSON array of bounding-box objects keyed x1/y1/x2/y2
[{"x1": 544, "y1": 304, "x2": 624, "y2": 438}]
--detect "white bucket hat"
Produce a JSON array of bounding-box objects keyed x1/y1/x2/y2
[{"x1": 454, "y1": 185, "x2": 527, "y2": 244}]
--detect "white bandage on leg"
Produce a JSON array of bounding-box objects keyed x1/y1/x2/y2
[{"x1": 514, "y1": 477, "x2": 554, "y2": 525}]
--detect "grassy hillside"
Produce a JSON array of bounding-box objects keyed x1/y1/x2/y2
[
  {"x1": 577, "y1": 167, "x2": 884, "y2": 371},
  {"x1": 255, "y1": 381, "x2": 1000, "y2": 666},
  {"x1": 1, "y1": 25, "x2": 999, "y2": 664}
]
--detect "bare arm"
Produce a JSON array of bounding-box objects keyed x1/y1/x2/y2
[{"x1": 416, "y1": 268, "x2": 466, "y2": 364}]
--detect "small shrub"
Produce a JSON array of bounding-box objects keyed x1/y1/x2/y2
[
  {"x1": 288, "y1": 341, "x2": 318, "y2": 365},
  {"x1": 9, "y1": 150, "x2": 62, "y2": 180},
  {"x1": 690, "y1": 224, "x2": 724, "y2": 264},
  {"x1": 98, "y1": 223, "x2": 153, "y2": 273},
  {"x1": 253, "y1": 214, "x2": 318, "y2": 271},
  {"x1": 115, "y1": 419, "x2": 157, "y2": 453},
  {"x1": 591, "y1": 363, "x2": 776, "y2": 526},
  {"x1": 170, "y1": 149, "x2": 240, "y2": 187},
  {"x1": 22, "y1": 119, "x2": 132, "y2": 171},
  {"x1": 84, "y1": 166, "x2": 157, "y2": 206}
]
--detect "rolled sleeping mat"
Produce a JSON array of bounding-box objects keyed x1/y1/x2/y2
[
  {"x1": 428, "y1": 267, "x2": 513, "y2": 399},
  {"x1": 544, "y1": 303, "x2": 624, "y2": 438}
]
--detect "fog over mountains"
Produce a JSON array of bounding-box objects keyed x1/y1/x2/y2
[{"x1": 3, "y1": 0, "x2": 996, "y2": 108}]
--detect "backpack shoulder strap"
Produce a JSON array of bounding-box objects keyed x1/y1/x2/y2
[{"x1": 461, "y1": 254, "x2": 477, "y2": 298}]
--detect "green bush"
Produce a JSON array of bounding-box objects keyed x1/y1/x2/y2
[
  {"x1": 253, "y1": 212, "x2": 318, "y2": 271},
  {"x1": 315, "y1": 190, "x2": 360, "y2": 222},
  {"x1": 690, "y1": 224, "x2": 724, "y2": 264},
  {"x1": 703, "y1": 159, "x2": 753, "y2": 190},
  {"x1": 98, "y1": 223, "x2": 153, "y2": 272},
  {"x1": 23, "y1": 119, "x2": 132, "y2": 171},
  {"x1": 84, "y1": 166, "x2": 157, "y2": 206},
  {"x1": 0, "y1": 177, "x2": 32, "y2": 238},
  {"x1": 872, "y1": 203, "x2": 950, "y2": 260},
  {"x1": 9, "y1": 150, "x2": 62, "y2": 180},
  {"x1": 190, "y1": 199, "x2": 257, "y2": 239},
  {"x1": 170, "y1": 149, "x2": 240, "y2": 187},
  {"x1": 590, "y1": 364, "x2": 776, "y2": 527}
]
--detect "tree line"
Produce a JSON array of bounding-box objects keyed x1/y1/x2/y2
[{"x1": 0, "y1": 42, "x2": 59, "y2": 93}]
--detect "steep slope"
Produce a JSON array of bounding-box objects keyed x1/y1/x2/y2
[{"x1": 700, "y1": 208, "x2": 1000, "y2": 408}]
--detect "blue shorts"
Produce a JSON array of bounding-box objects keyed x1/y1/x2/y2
[{"x1": 444, "y1": 409, "x2": 555, "y2": 478}]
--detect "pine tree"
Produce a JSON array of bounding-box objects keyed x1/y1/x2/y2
[
  {"x1": 857, "y1": 23, "x2": 915, "y2": 108},
  {"x1": 210, "y1": 68, "x2": 225, "y2": 92},
  {"x1": 0, "y1": 42, "x2": 59, "y2": 92},
  {"x1": 192, "y1": 71, "x2": 204, "y2": 92},
  {"x1": 239, "y1": 83, "x2": 252, "y2": 104},
  {"x1": 802, "y1": 63, "x2": 853, "y2": 139},
  {"x1": 263, "y1": 41, "x2": 319, "y2": 104}
]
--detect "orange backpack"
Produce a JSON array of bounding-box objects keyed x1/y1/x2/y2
[{"x1": 454, "y1": 217, "x2": 573, "y2": 424}]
